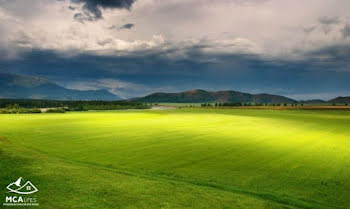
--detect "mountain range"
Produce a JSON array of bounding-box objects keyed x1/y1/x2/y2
[
  {"x1": 133, "y1": 90, "x2": 350, "y2": 104},
  {"x1": 0, "y1": 73, "x2": 121, "y2": 100},
  {"x1": 1, "y1": 73, "x2": 349, "y2": 103},
  {"x1": 131, "y1": 89, "x2": 297, "y2": 103}
]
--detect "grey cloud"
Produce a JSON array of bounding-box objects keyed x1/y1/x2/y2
[
  {"x1": 318, "y1": 16, "x2": 340, "y2": 34},
  {"x1": 303, "y1": 26, "x2": 316, "y2": 34},
  {"x1": 341, "y1": 23, "x2": 350, "y2": 38},
  {"x1": 12, "y1": 31, "x2": 32, "y2": 47},
  {"x1": 108, "y1": 23, "x2": 135, "y2": 31},
  {"x1": 318, "y1": 16, "x2": 340, "y2": 25},
  {"x1": 120, "y1": 23, "x2": 134, "y2": 30},
  {"x1": 73, "y1": 12, "x2": 99, "y2": 23},
  {"x1": 108, "y1": 25, "x2": 117, "y2": 30},
  {"x1": 73, "y1": 13, "x2": 84, "y2": 23},
  {"x1": 68, "y1": 6, "x2": 76, "y2": 11},
  {"x1": 97, "y1": 38, "x2": 113, "y2": 46},
  {"x1": 71, "y1": 0, "x2": 136, "y2": 22}
]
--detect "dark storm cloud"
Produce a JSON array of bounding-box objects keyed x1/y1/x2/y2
[
  {"x1": 70, "y1": 0, "x2": 136, "y2": 22},
  {"x1": 305, "y1": 44, "x2": 350, "y2": 70},
  {"x1": 72, "y1": 0, "x2": 136, "y2": 10},
  {"x1": 1, "y1": 40, "x2": 350, "y2": 99},
  {"x1": 0, "y1": 49, "x2": 206, "y2": 91}
]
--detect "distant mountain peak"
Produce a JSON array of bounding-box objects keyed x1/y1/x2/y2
[{"x1": 186, "y1": 89, "x2": 206, "y2": 93}]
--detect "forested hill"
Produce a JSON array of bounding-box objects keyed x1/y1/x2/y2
[{"x1": 131, "y1": 89, "x2": 296, "y2": 103}]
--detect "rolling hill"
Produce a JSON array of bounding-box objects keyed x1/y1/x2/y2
[
  {"x1": 329, "y1": 97, "x2": 350, "y2": 104},
  {"x1": 132, "y1": 89, "x2": 296, "y2": 103},
  {"x1": 0, "y1": 73, "x2": 121, "y2": 100}
]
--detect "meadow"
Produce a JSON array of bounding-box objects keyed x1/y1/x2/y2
[{"x1": 0, "y1": 108, "x2": 350, "y2": 209}]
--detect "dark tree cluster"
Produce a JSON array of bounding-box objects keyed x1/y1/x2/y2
[
  {"x1": 201, "y1": 103, "x2": 213, "y2": 107},
  {"x1": 204, "y1": 102, "x2": 265, "y2": 107}
]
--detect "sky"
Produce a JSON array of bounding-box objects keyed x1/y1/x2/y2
[{"x1": 1, "y1": 0, "x2": 350, "y2": 100}]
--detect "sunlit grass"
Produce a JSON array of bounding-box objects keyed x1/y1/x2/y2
[{"x1": 1, "y1": 109, "x2": 350, "y2": 208}]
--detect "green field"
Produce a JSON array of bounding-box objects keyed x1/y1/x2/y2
[{"x1": 1, "y1": 109, "x2": 350, "y2": 209}]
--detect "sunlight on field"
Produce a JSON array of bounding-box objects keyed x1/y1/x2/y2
[{"x1": 1, "y1": 109, "x2": 350, "y2": 209}]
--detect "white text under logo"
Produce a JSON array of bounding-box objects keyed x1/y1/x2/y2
[{"x1": 3, "y1": 177, "x2": 39, "y2": 207}]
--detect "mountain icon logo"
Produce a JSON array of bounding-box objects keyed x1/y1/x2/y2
[{"x1": 6, "y1": 177, "x2": 38, "y2": 195}]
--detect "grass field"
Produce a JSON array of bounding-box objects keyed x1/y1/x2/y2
[{"x1": 1, "y1": 109, "x2": 350, "y2": 209}]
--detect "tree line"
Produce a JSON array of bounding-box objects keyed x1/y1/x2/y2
[
  {"x1": 0, "y1": 99, "x2": 150, "y2": 114},
  {"x1": 201, "y1": 102, "x2": 306, "y2": 107}
]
